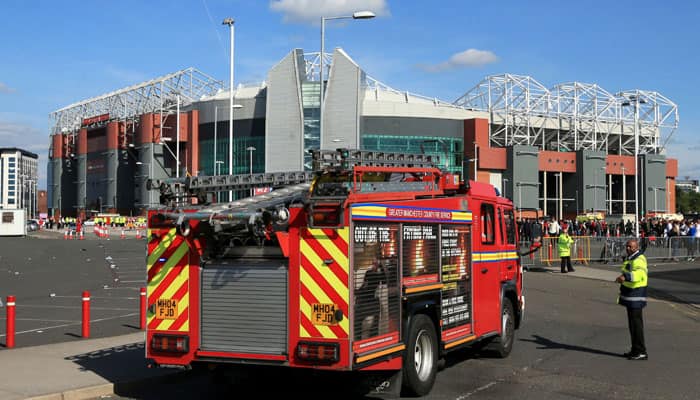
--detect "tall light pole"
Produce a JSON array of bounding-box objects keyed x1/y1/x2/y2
[
  {"x1": 176, "y1": 94, "x2": 180, "y2": 177},
  {"x1": 247, "y1": 146, "x2": 256, "y2": 197},
  {"x1": 473, "y1": 142, "x2": 478, "y2": 181},
  {"x1": 215, "y1": 160, "x2": 224, "y2": 202},
  {"x1": 213, "y1": 104, "x2": 242, "y2": 176},
  {"x1": 320, "y1": 11, "x2": 375, "y2": 147},
  {"x1": 608, "y1": 170, "x2": 613, "y2": 214},
  {"x1": 517, "y1": 183, "x2": 522, "y2": 219},
  {"x1": 502, "y1": 178, "x2": 508, "y2": 198},
  {"x1": 621, "y1": 166, "x2": 626, "y2": 215},
  {"x1": 223, "y1": 17, "x2": 235, "y2": 201},
  {"x1": 554, "y1": 172, "x2": 561, "y2": 221},
  {"x1": 622, "y1": 95, "x2": 646, "y2": 238}
]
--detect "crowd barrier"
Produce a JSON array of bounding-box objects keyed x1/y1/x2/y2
[{"x1": 520, "y1": 235, "x2": 700, "y2": 267}]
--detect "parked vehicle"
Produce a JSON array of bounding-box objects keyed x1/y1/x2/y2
[{"x1": 145, "y1": 149, "x2": 530, "y2": 396}]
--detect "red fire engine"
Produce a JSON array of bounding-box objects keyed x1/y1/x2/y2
[{"x1": 145, "y1": 149, "x2": 530, "y2": 396}]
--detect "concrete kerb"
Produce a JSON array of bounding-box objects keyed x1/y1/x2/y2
[
  {"x1": 24, "y1": 370, "x2": 189, "y2": 400},
  {"x1": 25, "y1": 383, "x2": 114, "y2": 400}
]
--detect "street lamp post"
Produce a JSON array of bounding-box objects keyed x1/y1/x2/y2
[
  {"x1": 517, "y1": 183, "x2": 522, "y2": 219},
  {"x1": 320, "y1": 11, "x2": 375, "y2": 147},
  {"x1": 176, "y1": 94, "x2": 180, "y2": 178},
  {"x1": 502, "y1": 178, "x2": 508, "y2": 198},
  {"x1": 246, "y1": 146, "x2": 256, "y2": 197},
  {"x1": 621, "y1": 166, "x2": 626, "y2": 215},
  {"x1": 215, "y1": 160, "x2": 224, "y2": 202},
  {"x1": 554, "y1": 172, "x2": 561, "y2": 221},
  {"x1": 213, "y1": 104, "x2": 243, "y2": 177},
  {"x1": 621, "y1": 94, "x2": 646, "y2": 238},
  {"x1": 473, "y1": 142, "x2": 478, "y2": 181},
  {"x1": 223, "y1": 17, "x2": 235, "y2": 201}
]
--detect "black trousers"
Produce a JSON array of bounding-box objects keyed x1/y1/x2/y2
[
  {"x1": 560, "y1": 256, "x2": 573, "y2": 272},
  {"x1": 626, "y1": 307, "x2": 646, "y2": 354}
]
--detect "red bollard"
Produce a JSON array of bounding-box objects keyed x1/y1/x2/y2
[
  {"x1": 82, "y1": 291, "x2": 90, "y2": 338},
  {"x1": 6, "y1": 296, "x2": 15, "y2": 348},
  {"x1": 140, "y1": 287, "x2": 147, "y2": 330}
]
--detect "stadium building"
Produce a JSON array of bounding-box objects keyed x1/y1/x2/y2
[{"x1": 47, "y1": 48, "x2": 679, "y2": 220}]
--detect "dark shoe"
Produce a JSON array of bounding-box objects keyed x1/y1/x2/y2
[
  {"x1": 628, "y1": 353, "x2": 648, "y2": 361},
  {"x1": 561, "y1": 270, "x2": 568, "y2": 273},
  {"x1": 568, "y1": 269, "x2": 575, "y2": 272},
  {"x1": 622, "y1": 351, "x2": 634, "y2": 358}
]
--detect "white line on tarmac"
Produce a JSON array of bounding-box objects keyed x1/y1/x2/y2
[
  {"x1": 455, "y1": 380, "x2": 502, "y2": 400},
  {"x1": 15, "y1": 318, "x2": 78, "y2": 323},
  {"x1": 0, "y1": 312, "x2": 139, "y2": 337},
  {"x1": 118, "y1": 280, "x2": 145, "y2": 283},
  {"x1": 103, "y1": 287, "x2": 141, "y2": 290},
  {"x1": 13, "y1": 305, "x2": 137, "y2": 311}
]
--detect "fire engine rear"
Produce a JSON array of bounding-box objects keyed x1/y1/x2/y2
[{"x1": 145, "y1": 149, "x2": 527, "y2": 396}]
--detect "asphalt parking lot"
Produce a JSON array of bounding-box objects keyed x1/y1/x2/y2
[{"x1": 0, "y1": 234, "x2": 146, "y2": 348}]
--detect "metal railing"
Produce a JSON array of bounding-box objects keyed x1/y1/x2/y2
[{"x1": 520, "y1": 235, "x2": 700, "y2": 267}]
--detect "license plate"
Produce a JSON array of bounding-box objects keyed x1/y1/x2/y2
[
  {"x1": 311, "y1": 303, "x2": 338, "y2": 326},
  {"x1": 156, "y1": 298, "x2": 178, "y2": 320}
]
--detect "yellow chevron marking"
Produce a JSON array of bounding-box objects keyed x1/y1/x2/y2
[
  {"x1": 147, "y1": 228, "x2": 177, "y2": 269},
  {"x1": 299, "y1": 268, "x2": 349, "y2": 335},
  {"x1": 299, "y1": 296, "x2": 337, "y2": 338},
  {"x1": 299, "y1": 325, "x2": 310, "y2": 338},
  {"x1": 305, "y1": 228, "x2": 349, "y2": 266},
  {"x1": 149, "y1": 242, "x2": 189, "y2": 287},
  {"x1": 300, "y1": 240, "x2": 348, "y2": 299}
]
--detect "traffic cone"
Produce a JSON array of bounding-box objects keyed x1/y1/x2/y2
[
  {"x1": 120, "y1": 230, "x2": 126, "y2": 239},
  {"x1": 64, "y1": 230, "x2": 68, "y2": 240},
  {"x1": 69, "y1": 231, "x2": 73, "y2": 240},
  {"x1": 136, "y1": 230, "x2": 142, "y2": 239},
  {"x1": 79, "y1": 231, "x2": 85, "y2": 240}
]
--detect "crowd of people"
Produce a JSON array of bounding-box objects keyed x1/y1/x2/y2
[{"x1": 518, "y1": 216, "x2": 700, "y2": 242}]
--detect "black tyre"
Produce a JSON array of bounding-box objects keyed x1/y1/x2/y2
[
  {"x1": 488, "y1": 299, "x2": 515, "y2": 358},
  {"x1": 402, "y1": 314, "x2": 438, "y2": 397}
]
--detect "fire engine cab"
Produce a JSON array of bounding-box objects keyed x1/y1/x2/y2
[{"x1": 145, "y1": 149, "x2": 527, "y2": 396}]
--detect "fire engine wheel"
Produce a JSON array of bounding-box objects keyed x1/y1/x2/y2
[
  {"x1": 402, "y1": 314, "x2": 437, "y2": 397},
  {"x1": 489, "y1": 299, "x2": 515, "y2": 358}
]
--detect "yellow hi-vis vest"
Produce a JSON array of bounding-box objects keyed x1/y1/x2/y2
[
  {"x1": 557, "y1": 233, "x2": 573, "y2": 257},
  {"x1": 618, "y1": 252, "x2": 648, "y2": 308}
]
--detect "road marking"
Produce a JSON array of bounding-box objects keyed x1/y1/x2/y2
[
  {"x1": 0, "y1": 312, "x2": 139, "y2": 337},
  {"x1": 455, "y1": 379, "x2": 503, "y2": 399},
  {"x1": 13, "y1": 305, "x2": 137, "y2": 311},
  {"x1": 15, "y1": 318, "x2": 77, "y2": 323}
]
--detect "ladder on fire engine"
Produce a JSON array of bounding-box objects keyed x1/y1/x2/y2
[{"x1": 148, "y1": 148, "x2": 441, "y2": 206}]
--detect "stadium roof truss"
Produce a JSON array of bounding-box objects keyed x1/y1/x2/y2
[
  {"x1": 49, "y1": 67, "x2": 224, "y2": 135},
  {"x1": 454, "y1": 74, "x2": 679, "y2": 155}
]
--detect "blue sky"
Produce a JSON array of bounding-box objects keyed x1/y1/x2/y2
[{"x1": 1, "y1": 0, "x2": 698, "y2": 189}]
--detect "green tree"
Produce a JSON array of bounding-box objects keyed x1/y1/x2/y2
[{"x1": 676, "y1": 187, "x2": 700, "y2": 214}]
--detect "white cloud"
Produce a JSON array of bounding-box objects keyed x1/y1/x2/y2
[
  {"x1": 419, "y1": 49, "x2": 499, "y2": 72},
  {"x1": 270, "y1": 0, "x2": 390, "y2": 24},
  {"x1": 0, "y1": 82, "x2": 16, "y2": 94}
]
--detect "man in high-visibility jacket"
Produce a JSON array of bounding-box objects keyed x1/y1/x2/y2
[
  {"x1": 558, "y1": 224, "x2": 575, "y2": 273},
  {"x1": 615, "y1": 239, "x2": 648, "y2": 360}
]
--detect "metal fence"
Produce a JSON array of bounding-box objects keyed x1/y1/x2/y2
[{"x1": 519, "y1": 236, "x2": 700, "y2": 267}]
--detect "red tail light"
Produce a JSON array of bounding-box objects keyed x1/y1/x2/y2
[
  {"x1": 296, "y1": 342, "x2": 339, "y2": 363},
  {"x1": 150, "y1": 334, "x2": 189, "y2": 353}
]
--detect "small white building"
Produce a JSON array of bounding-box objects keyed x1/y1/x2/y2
[{"x1": 0, "y1": 148, "x2": 39, "y2": 217}]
